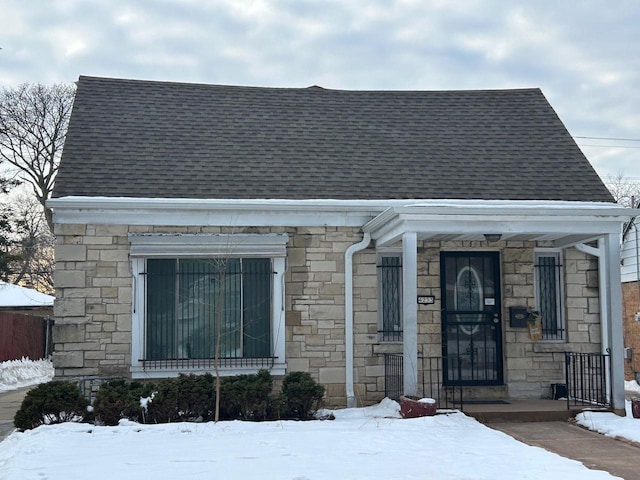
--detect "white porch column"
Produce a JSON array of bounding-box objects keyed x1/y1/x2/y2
[
  {"x1": 402, "y1": 231, "x2": 418, "y2": 396},
  {"x1": 603, "y1": 233, "x2": 625, "y2": 412}
]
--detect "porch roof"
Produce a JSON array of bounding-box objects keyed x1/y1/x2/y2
[{"x1": 363, "y1": 200, "x2": 637, "y2": 248}]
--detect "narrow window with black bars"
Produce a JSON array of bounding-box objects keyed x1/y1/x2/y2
[
  {"x1": 378, "y1": 255, "x2": 403, "y2": 341},
  {"x1": 143, "y1": 257, "x2": 273, "y2": 367},
  {"x1": 534, "y1": 252, "x2": 565, "y2": 340}
]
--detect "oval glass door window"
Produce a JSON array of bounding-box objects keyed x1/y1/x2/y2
[{"x1": 454, "y1": 265, "x2": 483, "y2": 335}]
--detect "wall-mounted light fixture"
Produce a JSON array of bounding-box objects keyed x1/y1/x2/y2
[{"x1": 484, "y1": 234, "x2": 502, "y2": 242}]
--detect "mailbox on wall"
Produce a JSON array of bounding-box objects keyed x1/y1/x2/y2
[{"x1": 509, "y1": 307, "x2": 529, "y2": 328}]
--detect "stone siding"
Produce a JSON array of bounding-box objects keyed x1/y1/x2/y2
[
  {"x1": 53, "y1": 224, "x2": 379, "y2": 407},
  {"x1": 53, "y1": 223, "x2": 602, "y2": 407}
]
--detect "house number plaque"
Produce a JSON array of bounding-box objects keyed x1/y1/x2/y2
[{"x1": 417, "y1": 296, "x2": 435, "y2": 305}]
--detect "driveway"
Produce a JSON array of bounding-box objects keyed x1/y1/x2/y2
[
  {"x1": 0, "y1": 387, "x2": 31, "y2": 440},
  {"x1": 489, "y1": 421, "x2": 640, "y2": 480}
]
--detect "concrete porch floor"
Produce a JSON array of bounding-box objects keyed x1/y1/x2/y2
[{"x1": 458, "y1": 399, "x2": 609, "y2": 423}]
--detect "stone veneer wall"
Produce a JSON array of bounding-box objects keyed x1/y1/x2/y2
[
  {"x1": 623, "y1": 281, "x2": 640, "y2": 380},
  {"x1": 52, "y1": 223, "x2": 382, "y2": 407},
  {"x1": 53, "y1": 223, "x2": 602, "y2": 407}
]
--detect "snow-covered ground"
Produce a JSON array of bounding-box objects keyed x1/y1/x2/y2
[
  {"x1": 624, "y1": 379, "x2": 640, "y2": 394},
  {"x1": 1, "y1": 361, "x2": 638, "y2": 479},
  {"x1": 0, "y1": 399, "x2": 621, "y2": 480},
  {"x1": 0, "y1": 357, "x2": 54, "y2": 392},
  {"x1": 575, "y1": 380, "x2": 640, "y2": 445}
]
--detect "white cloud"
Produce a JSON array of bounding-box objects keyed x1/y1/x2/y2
[{"x1": 0, "y1": 0, "x2": 638, "y2": 179}]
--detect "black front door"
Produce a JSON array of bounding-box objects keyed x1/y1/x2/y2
[{"x1": 441, "y1": 252, "x2": 503, "y2": 386}]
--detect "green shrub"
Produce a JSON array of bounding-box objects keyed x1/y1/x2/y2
[
  {"x1": 88, "y1": 370, "x2": 325, "y2": 425},
  {"x1": 279, "y1": 371, "x2": 324, "y2": 420},
  {"x1": 14, "y1": 381, "x2": 89, "y2": 430},
  {"x1": 93, "y1": 379, "x2": 156, "y2": 426},
  {"x1": 147, "y1": 374, "x2": 215, "y2": 423},
  {"x1": 220, "y1": 369, "x2": 274, "y2": 421}
]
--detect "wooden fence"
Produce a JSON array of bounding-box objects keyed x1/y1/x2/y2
[{"x1": 0, "y1": 312, "x2": 52, "y2": 362}]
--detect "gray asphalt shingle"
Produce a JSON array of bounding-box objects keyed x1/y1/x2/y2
[{"x1": 53, "y1": 76, "x2": 614, "y2": 202}]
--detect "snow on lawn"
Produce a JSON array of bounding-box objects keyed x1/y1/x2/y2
[
  {"x1": 576, "y1": 399, "x2": 640, "y2": 445},
  {"x1": 0, "y1": 399, "x2": 619, "y2": 480},
  {"x1": 624, "y1": 379, "x2": 640, "y2": 394},
  {"x1": 0, "y1": 357, "x2": 54, "y2": 392}
]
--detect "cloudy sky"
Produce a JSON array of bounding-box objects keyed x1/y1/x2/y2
[{"x1": 1, "y1": 0, "x2": 638, "y2": 182}]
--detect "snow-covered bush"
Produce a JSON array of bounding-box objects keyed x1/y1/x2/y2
[{"x1": 13, "y1": 381, "x2": 89, "y2": 430}]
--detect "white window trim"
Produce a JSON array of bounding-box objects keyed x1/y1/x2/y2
[
  {"x1": 129, "y1": 233, "x2": 288, "y2": 258},
  {"x1": 130, "y1": 234, "x2": 287, "y2": 378},
  {"x1": 377, "y1": 248, "x2": 403, "y2": 343},
  {"x1": 534, "y1": 248, "x2": 566, "y2": 342}
]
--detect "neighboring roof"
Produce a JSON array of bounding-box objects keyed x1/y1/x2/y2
[
  {"x1": 0, "y1": 282, "x2": 54, "y2": 308},
  {"x1": 53, "y1": 76, "x2": 614, "y2": 202}
]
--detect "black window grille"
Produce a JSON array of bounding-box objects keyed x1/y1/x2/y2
[
  {"x1": 378, "y1": 256, "x2": 402, "y2": 341},
  {"x1": 144, "y1": 258, "x2": 272, "y2": 362},
  {"x1": 535, "y1": 253, "x2": 565, "y2": 340}
]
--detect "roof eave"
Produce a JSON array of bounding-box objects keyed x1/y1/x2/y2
[{"x1": 48, "y1": 196, "x2": 636, "y2": 230}]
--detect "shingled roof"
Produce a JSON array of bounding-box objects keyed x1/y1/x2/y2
[{"x1": 53, "y1": 76, "x2": 614, "y2": 202}]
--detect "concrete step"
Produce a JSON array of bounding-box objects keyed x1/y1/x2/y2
[
  {"x1": 459, "y1": 399, "x2": 603, "y2": 423},
  {"x1": 464, "y1": 408, "x2": 579, "y2": 423},
  {"x1": 444, "y1": 385, "x2": 509, "y2": 401}
]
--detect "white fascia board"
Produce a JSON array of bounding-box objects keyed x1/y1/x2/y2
[
  {"x1": 364, "y1": 204, "x2": 637, "y2": 232},
  {"x1": 48, "y1": 196, "x2": 638, "y2": 229},
  {"x1": 48, "y1": 197, "x2": 392, "y2": 227},
  {"x1": 370, "y1": 215, "x2": 623, "y2": 244},
  {"x1": 394, "y1": 201, "x2": 636, "y2": 216}
]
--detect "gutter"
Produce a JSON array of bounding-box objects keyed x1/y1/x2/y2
[
  {"x1": 47, "y1": 196, "x2": 633, "y2": 217},
  {"x1": 344, "y1": 232, "x2": 371, "y2": 408}
]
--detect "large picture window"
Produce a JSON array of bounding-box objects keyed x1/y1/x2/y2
[
  {"x1": 129, "y1": 233, "x2": 287, "y2": 377},
  {"x1": 534, "y1": 251, "x2": 565, "y2": 341},
  {"x1": 145, "y1": 258, "x2": 272, "y2": 361}
]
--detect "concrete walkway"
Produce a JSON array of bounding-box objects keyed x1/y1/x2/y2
[
  {"x1": 0, "y1": 387, "x2": 31, "y2": 440},
  {"x1": 489, "y1": 421, "x2": 640, "y2": 480}
]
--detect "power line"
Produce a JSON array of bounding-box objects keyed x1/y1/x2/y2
[
  {"x1": 575, "y1": 136, "x2": 640, "y2": 142},
  {"x1": 578, "y1": 144, "x2": 640, "y2": 149}
]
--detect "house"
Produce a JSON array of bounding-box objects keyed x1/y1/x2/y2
[
  {"x1": 0, "y1": 282, "x2": 54, "y2": 362},
  {"x1": 0, "y1": 281, "x2": 54, "y2": 316},
  {"x1": 622, "y1": 215, "x2": 640, "y2": 382},
  {"x1": 48, "y1": 76, "x2": 636, "y2": 412}
]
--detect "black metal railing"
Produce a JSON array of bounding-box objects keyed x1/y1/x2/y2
[
  {"x1": 421, "y1": 356, "x2": 464, "y2": 410},
  {"x1": 384, "y1": 354, "x2": 463, "y2": 410},
  {"x1": 384, "y1": 353, "x2": 404, "y2": 402},
  {"x1": 140, "y1": 356, "x2": 277, "y2": 370},
  {"x1": 378, "y1": 330, "x2": 403, "y2": 342},
  {"x1": 565, "y1": 350, "x2": 611, "y2": 409}
]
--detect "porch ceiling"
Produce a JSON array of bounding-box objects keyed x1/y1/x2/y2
[{"x1": 363, "y1": 202, "x2": 636, "y2": 248}]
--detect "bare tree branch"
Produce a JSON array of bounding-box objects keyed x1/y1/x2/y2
[
  {"x1": 0, "y1": 83, "x2": 75, "y2": 232},
  {"x1": 605, "y1": 172, "x2": 640, "y2": 208},
  {"x1": 8, "y1": 193, "x2": 54, "y2": 293}
]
